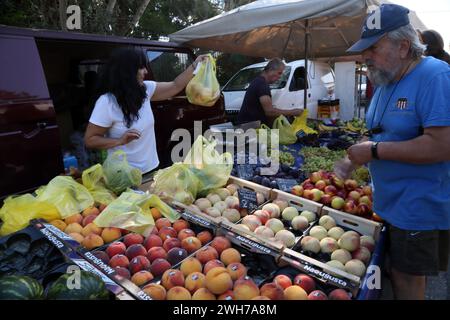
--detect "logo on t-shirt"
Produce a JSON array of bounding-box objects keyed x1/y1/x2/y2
[{"x1": 396, "y1": 98, "x2": 407, "y2": 110}]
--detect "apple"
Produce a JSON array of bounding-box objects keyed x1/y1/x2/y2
[
  {"x1": 331, "y1": 176, "x2": 344, "y2": 189},
  {"x1": 324, "y1": 185, "x2": 337, "y2": 196},
  {"x1": 320, "y1": 194, "x2": 333, "y2": 206},
  {"x1": 291, "y1": 185, "x2": 304, "y2": 197},
  {"x1": 302, "y1": 183, "x2": 315, "y2": 190},
  {"x1": 344, "y1": 200, "x2": 358, "y2": 214},
  {"x1": 348, "y1": 191, "x2": 361, "y2": 202},
  {"x1": 314, "y1": 180, "x2": 327, "y2": 191},
  {"x1": 344, "y1": 179, "x2": 358, "y2": 191},
  {"x1": 362, "y1": 185, "x2": 372, "y2": 196},
  {"x1": 331, "y1": 197, "x2": 345, "y2": 210},
  {"x1": 309, "y1": 189, "x2": 323, "y2": 202},
  {"x1": 302, "y1": 189, "x2": 313, "y2": 199},
  {"x1": 356, "y1": 203, "x2": 371, "y2": 217},
  {"x1": 359, "y1": 195, "x2": 372, "y2": 206},
  {"x1": 336, "y1": 190, "x2": 347, "y2": 199},
  {"x1": 310, "y1": 172, "x2": 322, "y2": 184}
]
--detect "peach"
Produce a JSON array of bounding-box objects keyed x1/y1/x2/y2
[
  {"x1": 81, "y1": 233, "x2": 104, "y2": 249},
  {"x1": 308, "y1": 290, "x2": 328, "y2": 300},
  {"x1": 181, "y1": 236, "x2": 202, "y2": 253},
  {"x1": 64, "y1": 223, "x2": 83, "y2": 234},
  {"x1": 82, "y1": 206, "x2": 100, "y2": 217},
  {"x1": 331, "y1": 249, "x2": 352, "y2": 265},
  {"x1": 275, "y1": 230, "x2": 296, "y2": 247},
  {"x1": 81, "y1": 222, "x2": 102, "y2": 237},
  {"x1": 50, "y1": 219, "x2": 67, "y2": 231},
  {"x1": 253, "y1": 210, "x2": 271, "y2": 225},
  {"x1": 291, "y1": 216, "x2": 309, "y2": 231},
  {"x1": 123, "y1": 233, "x2": 144, "y2": 247},
  {"x1": 360, "y1": 235, "x2": 376, "y2": 253},
  {"x1": 155, "y1": 217, "x2": 171, "y2": 230},
  {"x1": 254, "y1": 226, "x2": 275, "y2": 238},
  {"x1": 109, "y1": 254, "x2": 130, "y2": 268},
  {"x1": 131, "y1": 270, "x2": 154, "y2": 286},
  {"x1": 68, "y1": 232, "x2": 84, "y2": 243},
  {"x1": 167, "y1": 248, "x2": 188, "y2": 266},
  {"x1": 284, "y1": 285, "x2": 308, "y2": 300},
  {"x1": 260, "y1": 282, "x2": 284, "y2": 300},
  {"x1": 163, "y1": 238, "x2": 182, "y2": 252},
  {"x1": 172, "y1": 219, "x2": 190, "y2": 233},
  {"x1": 143, "y1": 234, "x2": 163, "y2": 251},
  {"x1": 82, "y1": 214, "x2": 97, "y2": 227},
  {"x1": 352, "y1": 246, "x2": 372, "y2": 265},
  {"x1": 192, "y1": 288, "x2": 216, "y2": 300},
  {"x1": 106, "y1": 241, "x2": 127, "y2": 258},
  {"x1": 338, "y1": 231, "x2": 360, "y2": 252},
  {"x1": 158, "y1": 227, "x2": 177, "y2": 242},
  {"x1": 217, "y1": 290, "x2": 234, "y2": 300},
  {"x1": 328, "y1": 226, "x2": 345, "y2": 241},
  {"x1": 147, "y1": 246, "x2": 167, "y2": 262},
  {"x1": 64, "y1": 213, "x2": 83, "y2": 225},
  {"x1": 220, "y1": 248, "x2": 241, "y2": 266},
  {"x1": 150, "y1": 258, "x2": 171, "y2": 277},
  {"x1": 129, "y1": 255, "x2": 151, "y2": 274},
  {"x1": 205, "y1": 267, "x2": 233, "y2": 295},
  {"x1": 177, "y1": 228, "x2": 196, "y2": 241},
  {"x1": 273, "y1": 274, "x2": 292, "y2": 290},
  {"x1": 233, "y1": 276, "x2": 260, "y2": 300},
  {"x1": 265, "y1": 218, "x2": 285, "y2": 234},
  {"x1": 114, "y1": 266, "x2": 131, "y2": 280},
  {"x1": 92, "y1": 250, "x2": 109, "y2": 264},
  {"x1": 293, "y1": 274, "x2": 316, "y2": 294},
  {"x1": 319, "y1": 215, "x2": 336, "y2": 231},
  {"x1": 211, "y1": 236, "x2": 231, "y2": 255},
  {"x1": 161, "y1": 269, "x2": 185, "y2": 290},
  {"x1": 309, "y1": 226, "x2": 328, "y2": 241},
  {"x1": 98, "y1": 203, "x2": 107, "y2": 213},
  {"x1": 125, "y1": 244, "x2": 147, "y2": 260},
  {"x1": 196, "y1": 246, "x2": 219, "y2": 264},
  {"x1": 101, "y1": 227, "x2": 122, "y2": 243},
  {"x1": 226, "y1": 262, "x2": 247, "y2": 281},
  {"x1": 345, "y1": 259, "x2": 366, "y2": 277},
  {"x1": 222, "y1": 208, "x2": 241, "y2": 223},
  {"x1": 241, "y1": 215, "x2": 262, "y2": 231},
  {"x1": 150, "y1": 207, "x2": 162, "y2": 220},
  {"x1": 300, "y1": 236, "x2": 321, "y2": 254},
  {"x1": 197, "y1": 231, "x2": 213, "y2": 245},
  {"x1": 328, "y1": 288, "x2": 351, "y2": 300},
  {"x1": 204, "y1": 259, "x2": 225, "y2": 275},
  {"x1": 166, "y1": 286, "x2": 191, "y2": 300},
  {"x1": 185, "y1": 272, "x2": 206, "y2": 293},
  {"x1": 180, "y1": 257, "x2": 203, "y2": 277},
  {"x1": 320, "y1": 237, "x2": 339, "y2": 254},
  {"x1": 262, "y1": 203, "x2": 280, "y2": 218},
  {"x1": 142, "y1": 283, "x2": 166, "y2": 300}
]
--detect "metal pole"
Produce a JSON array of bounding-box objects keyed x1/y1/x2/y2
[{"x1": 304, "y1": 20, "x2": 309, "y2": 110}]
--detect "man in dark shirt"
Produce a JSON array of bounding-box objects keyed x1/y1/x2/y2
[{"x1": 237, "y1": 58, "x2": 303, "y2": 126}]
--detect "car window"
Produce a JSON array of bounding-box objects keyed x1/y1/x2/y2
[
  {"x1": 147, "y1": 51, "x2": 193, "y2": 82},
  {"x1": 222, "y1": 66, "x2": 291, "y2": 91}
]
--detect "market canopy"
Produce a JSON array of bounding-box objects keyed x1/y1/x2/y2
[{"x1": 169, "y1": 0, "x2": 427, "y2": 60}]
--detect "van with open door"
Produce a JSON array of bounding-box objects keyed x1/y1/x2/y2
[
  {"x1": 222, "y1": 59, "x2": 334, "y2": 122},
  {"x1": 0, "y1": 25, "x2": 226, "y2": 199}
]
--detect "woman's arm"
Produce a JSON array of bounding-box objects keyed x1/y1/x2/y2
[
  {"x1": 84, "y1": 123, "x2": 140, "y2": 149},
  {"x1": 151, "y1": 55, "x2": 208, "y2": 101}
]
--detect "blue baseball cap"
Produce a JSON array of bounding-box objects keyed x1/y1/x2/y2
[{"x1": 347, "y1": 4, "x2": 410, "y2": 53}]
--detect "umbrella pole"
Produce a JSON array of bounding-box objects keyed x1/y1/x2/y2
[{"x1": 304, "y1": 19, "x2": 309, "y2": 111}]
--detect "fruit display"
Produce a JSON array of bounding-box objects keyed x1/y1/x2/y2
[
  {"x1": 296, "y1": 214, "x2": 377, "y2": 279},
  {"x1": 0, "y1": 275, "x2": 44, "y2": 300},
  {"x1": 290, "y1": 170, "x2": 375, "y2": 220},
  {"x1": 299, "y1": 147, "x2": 347, "y2": 174}
]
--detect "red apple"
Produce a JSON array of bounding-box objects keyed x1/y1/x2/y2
[
  {"x1": 331, "y1": 176, "x2": 344, "y2": 189},
  {"x1": 324, "y1": 185, "x2": 337, "y2": 196},
  {"x1": 344, "y1": 200, "x2": 358, "y2": 214},
  {"x1": 315, "y1": 180, "x2": 327, "y2": 191},
  {"x1": 344, "y1": 179, "x2": 358, "y2": 191},
  {"x1": 356, "y1": 203, "x2": 371, "y2": 217},
  {"x1": 320, "y1": 194, "x2": 333, "y2": 206},
  {"x1": 291, "y1": 185, "x2": 304, "y2": 197},
  {"x1": 310, "y1": 172, "x2": 322, "y2": 184}
]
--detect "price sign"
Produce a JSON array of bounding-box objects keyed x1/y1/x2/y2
[
  {"x1": 236, "y1": 164, "x2": 254, "y2": 180},
  {"x1": 276, "y1": 178, "x2": 298, "y2": 193},
  {"x1": 237, "y1": 188, "x2": 258, "y2": 212}
]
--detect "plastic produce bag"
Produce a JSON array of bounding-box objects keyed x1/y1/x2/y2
[
  {"x1": 291, "y1": 109, "x2": 318, "y2": 134},
  {"x1": 0, "y1": 194, "x2": 60, "y2": 236},
  {"x1": 183, "y1": 136, "x2": 233, "y2": 197},
  {"x1": 94, "y1": 191, "x2": 180, "y2": 236},
  {"x1": 151, "y1": 163, "x2": 200, "y2": 205},
  {"x1": 82, "y1": 164, "x2": 116, "y2": 205},
  {"x1": 103, "y1": 150, "x2": 142, "y2": 194},
  {"x1": 273, "y1": 115, "x2": 297, "y2": 145},
  {"x1": 35, "y1": 176, "x2": 94, "y2": 219},
  {"x1": 186, "y1": 54, "x2": 220, "y2": 107}
]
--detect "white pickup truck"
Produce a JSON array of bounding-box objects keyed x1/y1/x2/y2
[{"x1": 222, "y1": 59, "x2": 334, "y2": 120}]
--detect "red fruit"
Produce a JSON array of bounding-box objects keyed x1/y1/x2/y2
[
  {"x1": 308, "y1": 290, "x2": 328, "y2": 300},
  {"x1": 155, "y1": 218, "x2": 171, "y2": 230},
  {"x1": 159, "y1": 226, "x2": 177, "y2": 242},
  {"x1": 109, "y1": 254, "x2": 130, "y2": 268},
  {"x1": 129, "y1": 255, "x2": 151, "y2": 274},
  {"x1": 293, "y1": 274, "x2": 316, "y2": 294},
  {"x1": 123, "y1": 233, "x2": 144, "y2": 247},
  {"x1": 163, "y1": 238, "x2": 182, "y2": 252},
  {"x1": 147, "y1": 247, "x2": 168, "y2": 263},
  {"x1": 114, "y1": 266, "x2": 131, "y2": 279},
  {"x1": 106, "y1": 241, "x2": 127, "y2": 258},
  {"x1": 125, "y1": 244, "x2": 147, "y2": 260},
  {"x1": 143, "y1": 234, "x2": 163, "y2": 251}
]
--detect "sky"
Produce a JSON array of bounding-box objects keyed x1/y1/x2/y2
[{"x1": 391, "y1": 0, "x2": 450, "y2": 50}]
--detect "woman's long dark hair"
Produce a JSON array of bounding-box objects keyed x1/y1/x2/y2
[
  {"x1": 420, "y1": 30, "x2": 450, "y2": 64},
  {"x1": 97, "y1": 47, "x2": 148, "y2": 127}
]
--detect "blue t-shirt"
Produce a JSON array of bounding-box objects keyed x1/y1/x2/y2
[{"x1": 366, "y1": 57, "x2": 450, "y2": 230}]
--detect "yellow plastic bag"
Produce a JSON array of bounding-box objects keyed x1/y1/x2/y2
[
  {"x1": 0, "y1": 194, "x2": 60, "y2": 236},
  {"x1": 292, "y1": 109, "x2": 318, "y2": 134},
  {"x1": 183, "y1": 136, "x2": 233, "y2": 197},
  {"x1": 273, "y1": 115, "x2": 297, "y2": 145},
  {"x1": 151, "y1": 163, "x2": 200, "y2": 205},
  {"x1": 82, "y1": 164, "x2": 116, "y2": 205},
  {"x1": 103, "y1": 150, "x2": 142, "y2": 194},
  {"x1": 186, "y1": 54, "x2": 220, "y2": 107},
  {"x1": 35, "y1": 176, "x2": 94, "y2": 219},
  {"x1": 94, "y1": 191, "x2": 180, "y2": 237}
]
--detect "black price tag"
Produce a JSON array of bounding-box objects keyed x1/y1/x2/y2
[
  {"x1": 276, "y1": 178, "x2": 298, "y2": 193},
  {"x1": 237, "y1": 188, "x2": 258, "y2": 212},
  {"x1": 236, "y1": 164, "x2": 254, "y2": 180}
]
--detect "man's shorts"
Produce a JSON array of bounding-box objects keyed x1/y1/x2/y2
[{"x1": 386, "y1": 224, "x2": 449, "y2": 276}]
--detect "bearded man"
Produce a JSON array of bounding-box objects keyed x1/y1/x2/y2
[{"x1": 346, "y1": 4, "x2": 450, "y2": 299}]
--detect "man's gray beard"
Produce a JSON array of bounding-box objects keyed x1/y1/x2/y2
[{"x1": 367, "y1": 65, "x2": 401, "y2": 86}]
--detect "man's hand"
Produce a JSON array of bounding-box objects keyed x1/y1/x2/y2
[
  {"x1": 118, "y1": 129, "x2": 141, "y2": 146},
  {"x1": 347, "y1": 141, "x2": 372, "y2": 166}
]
